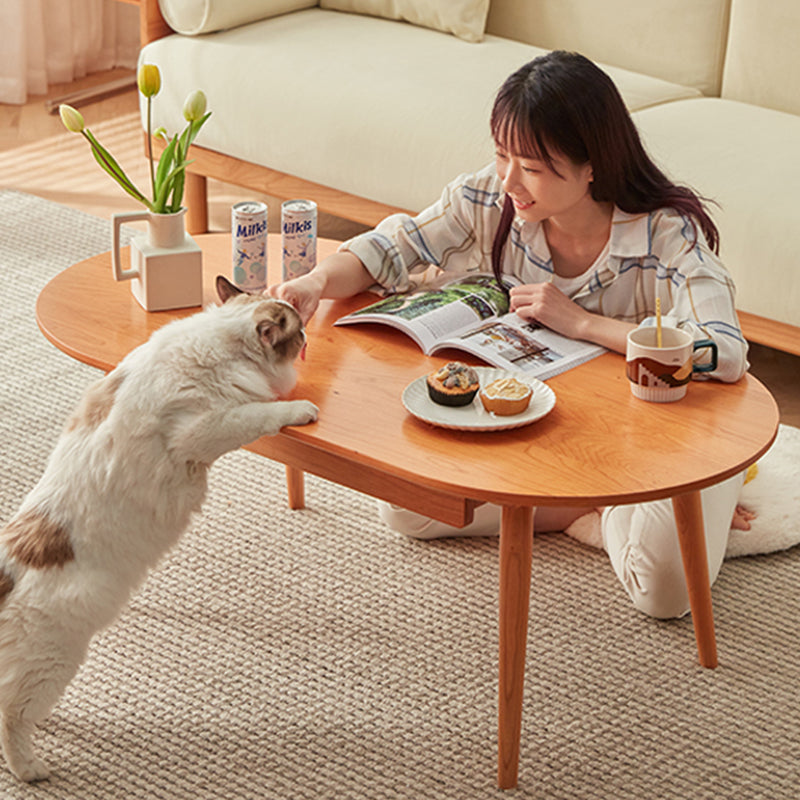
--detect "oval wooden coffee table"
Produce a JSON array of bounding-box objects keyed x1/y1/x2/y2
[{"x1": 37, "y1": 233, "x2": 780, "y2": 789}]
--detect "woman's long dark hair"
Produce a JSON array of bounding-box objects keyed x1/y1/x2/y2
[{"x1": 489, "y1": 51, "x2": 719, "y2": 289}]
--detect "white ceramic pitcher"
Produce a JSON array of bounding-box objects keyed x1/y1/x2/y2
[{"x1": 111, "y1": 208, "x2": 203, "y2": 312}]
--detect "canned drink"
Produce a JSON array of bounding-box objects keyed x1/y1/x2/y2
[
  {"x1": 231, "y1": 201, "x2": 268, "y2": 292},
  {"x1": 281, "y1": 199, "x2": 317, "y2": 280}
]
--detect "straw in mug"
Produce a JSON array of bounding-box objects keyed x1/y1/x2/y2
[{"x1": 656, "y1": 297, "x2": 662, "y2": 347}]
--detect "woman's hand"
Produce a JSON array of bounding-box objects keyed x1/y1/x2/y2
[
  {"x1": 509, "y1": 282, "x2": 592, "y2": 340},
  {"x1": 267, "y1": 272, "x2": 325, "y2": 325},
  {"x1": 509, "y1": 282, "x2": 635, "y2": 353},
  {"x1": 267, "y1": 251, "x2": 374, "y2": 325}
]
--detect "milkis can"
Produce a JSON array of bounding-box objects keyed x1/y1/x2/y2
[
  {"x1": 232, "y1": 201, "x2": 268, "y2": 292},
  {"x1": 281, "y1": 199, "x2": 317, "y2": 280}
]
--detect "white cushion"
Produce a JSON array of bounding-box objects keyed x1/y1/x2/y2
[
  {"x1": 319, "y1": 0, "x2": 489, "y2": 43},
  {"x1": 486, "y1": 0, "x2": 731, "y2": 97},
  {"x1": 634, "y1": 97, "x2": 800, "y2": 327},
  {"x1": 158, "y1": 0, "x2": 317, "y2": 35},
  {"x1": 722, "y1": 0, "x2": 800, "y2": 115},
  {"x1": 141, "y1": 8, "x2": 701, "y2": 214}
]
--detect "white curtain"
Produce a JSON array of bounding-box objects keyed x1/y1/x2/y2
[{"x1": 0, "y1": 0, "x2": 140, "y2": 104}]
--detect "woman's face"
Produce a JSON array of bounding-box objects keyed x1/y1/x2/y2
[{"x1": 494, "y1": 140, "x2": 594, "y2": 226}]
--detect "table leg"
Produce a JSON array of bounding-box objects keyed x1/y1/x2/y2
[
  {"x1": 497, "y1": 505, "x2": 534, "y2": 789},
  {"x1": 286, "y1": 466, "x2": 305, "y2": 510},
  {"x1": 185, "y1": 172, "x2": 208, "y2": 234},
  {"x1": 671, "y1": 490, "x2": 718, "y2": 668}
]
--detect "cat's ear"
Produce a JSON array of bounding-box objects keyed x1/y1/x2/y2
[
  {"x1": 257, "y1": 303, "x2": 306, "y2": 360},
  {"x1": 256, "y1": 303, "x2": 298, "y2": 348},
  {"x1": 216, "y1": 275, "x2": 244, "y2": 304},
  {"x1": 257, "y1": 318, "x2": 282, "y2": 348}
]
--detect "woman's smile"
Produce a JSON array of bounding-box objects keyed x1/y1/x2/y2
[{"x1": 511, "y1": 197, "x2": 534, "y2": 210}]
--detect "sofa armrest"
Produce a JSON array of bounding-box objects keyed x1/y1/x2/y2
[{"x1": 140, "y1": 0, "x2": 173, "y2": 45}]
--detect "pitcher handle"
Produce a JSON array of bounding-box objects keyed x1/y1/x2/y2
[{"x1": 112, "y1": 211, "x2": 149, "y2": 281}]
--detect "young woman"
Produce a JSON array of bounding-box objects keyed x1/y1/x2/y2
[{"x1": 269, "y1": 51, "x2": 753, "y2": 619}]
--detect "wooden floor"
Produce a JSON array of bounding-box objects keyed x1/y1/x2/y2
[
  {"x1": 0, "y1": 69, "x2": 368, "y2": 239},
  {"x1": 2, "y1": 70, "x2": 798, "y2": 427}
]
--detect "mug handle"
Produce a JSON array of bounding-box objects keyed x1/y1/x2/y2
[
  {"x1": 692, "y1": 338, "x2": 718, "y2": 373},
  {"x1": 111, "y1": 210, "x2": 149, "y2": 282}
]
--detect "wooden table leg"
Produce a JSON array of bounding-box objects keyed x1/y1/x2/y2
[
  {"x1": 497, "y1": 505, "x2": 534, "y2": 789},
  {"x1": 671, "y1": 490, "x2": 718, "y2": 668},
  {"x1": 286, "y1": 466, "x2": 305, "y2": 510},
  {"x1": 185, "y1": 172, "x2": 208, "y2": 234}
]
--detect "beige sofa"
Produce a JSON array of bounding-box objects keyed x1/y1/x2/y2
[{"x1": 138, "y1": 0, "x2": 800, "y2": 354}]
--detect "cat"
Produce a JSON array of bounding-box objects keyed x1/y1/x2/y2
[{"x1": 0, "y1": 275, "x2": 317, "y2": 781}]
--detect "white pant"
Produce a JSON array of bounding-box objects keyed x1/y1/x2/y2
[{"x1": 377, "y1": 471, "x2": 745, "y2": 620}]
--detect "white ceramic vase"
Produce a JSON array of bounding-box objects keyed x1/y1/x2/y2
[{"x1": 111, "y1": 207, "x2": 203, "y2": 312}]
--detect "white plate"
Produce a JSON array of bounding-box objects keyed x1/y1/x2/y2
[{"x1": 402, "y1": 367, "x2": 556, "y2": 431}]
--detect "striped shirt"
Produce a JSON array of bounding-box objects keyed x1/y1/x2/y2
[{"x1": 341, "y1": 162, "x2": 748, "y2": 382}]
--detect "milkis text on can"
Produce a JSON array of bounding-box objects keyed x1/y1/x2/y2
[
  {"x1": 232, "y1": 201, "x2": 268, "y2": 292},
  {"x1": 281, "y1": 199, "x2": 317, "y2": 281}
]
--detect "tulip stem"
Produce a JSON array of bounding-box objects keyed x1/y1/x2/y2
[{"x1": 147, "y1": 96, "x2": 155, "y2": 200}]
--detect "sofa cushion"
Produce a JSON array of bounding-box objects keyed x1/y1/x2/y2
[
  {"x1": 722, "y1": 0, "x2": 800, "y2": 115},
  {"x1": 158, "y1": 0, "x2": 317, "y2": 35},
  {"x1": 486, "y1": 0, "x2": 731, "y2": 97},
  {"x1": 141, "y1": 8, "x2": 701, "y2": 213},
  {"x1": 633, "y1": 97, "x2": 800, "y2": 327},
  {"x1": 319, "y1": 0, "x2": 490, "y2": 43}
]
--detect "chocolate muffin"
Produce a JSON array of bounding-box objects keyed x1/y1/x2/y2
[{"x1": 426, "y1": 362, "x2": 480, "y2": 407}]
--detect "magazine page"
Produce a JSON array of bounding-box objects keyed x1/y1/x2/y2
[
  {"x1": 432, "y1": 311, "x2": 606, "y2": 380},
  {"x1": 335, "y1": 273, "x2": 516, "y2": 354}
]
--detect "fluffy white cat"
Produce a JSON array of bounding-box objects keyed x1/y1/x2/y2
[{"x1": 0, "y1": 276, "x2": 317, "y2": 781}]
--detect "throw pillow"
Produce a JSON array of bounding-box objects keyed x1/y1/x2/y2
[
  {"x1": 159, "y1": 0, "x2": 317, "y2": 36},
  {"x1": 319, "y1": 0, "x2": 491, "y2": 43}
]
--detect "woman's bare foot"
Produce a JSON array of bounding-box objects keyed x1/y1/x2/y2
[{"x1": 731, "y1": 504, "x2": 757, "y2": 530}]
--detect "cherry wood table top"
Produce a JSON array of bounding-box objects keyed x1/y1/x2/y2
[
  {"x1": 36, "y1": 233, "x2": 780, "y2": 514},
  {"x1": 36, "y1": 232, "x2": 781, "y2": 788}
]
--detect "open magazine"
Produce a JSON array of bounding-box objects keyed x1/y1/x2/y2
[{"x1": 335, "y1": 273, "x2": 605, "y2": 381}]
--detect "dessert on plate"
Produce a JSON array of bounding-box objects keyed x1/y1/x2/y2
[
  {"x1": 426, "y1": 362, "x2": 480, "y2": 407},
  {"x1": 479, "y1": 376, "x2": 533, "y2": 416}
]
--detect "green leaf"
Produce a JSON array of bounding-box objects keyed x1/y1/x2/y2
[
  {"x1": 152, "y1": 160, "x2": 194, "y2": 213},
  {"x1": 83, "y1": 130, "x2": 135, "y2": 189},
  {"x1": 184, "y1": 111, "x2": 211, "y2": 151},
  {"x1": 169, "y1": 170, "x2": 186, "y2": 213},
  {"x1": 164, "y1": 112, "x2": 210, "y2": 212},
  {"x1": 83, "y1": 130, "x2": 153, "y2": 210},
  {"x1": 178, "y1": 122, "x2": 192, "y2": 158},
  {"x1": 154, "y1": 134, "x2": 179, "y2": 198},
  {"x1": 169, "y1": 138, "x2": 186, "y2": 213}
]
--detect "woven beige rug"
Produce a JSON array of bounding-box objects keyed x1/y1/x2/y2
[{"x1": 1, "y1": 191, "x2": 799, "y2": 799}]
